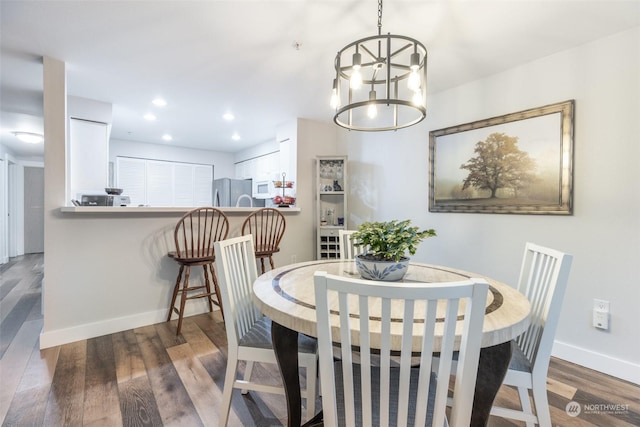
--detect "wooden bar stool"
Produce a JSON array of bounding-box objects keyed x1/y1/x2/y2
[
  {"x1": 167, "y1": 207, "x2": 229, "y2": 335},
  {"x1": 241, "y1": 208, "x2": 286, "y2": 274}
]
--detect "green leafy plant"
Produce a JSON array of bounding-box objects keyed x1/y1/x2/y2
[{"x1": 351, "y1": 219, "x2": 436, "y2": 262}]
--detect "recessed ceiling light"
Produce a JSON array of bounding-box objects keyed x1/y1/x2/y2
[
  {"x1": 152, "y1": 98, "x2": 167, "y2": 107},
  {"x1": 144, "y1": 113, "x2": 157, "y2": 121},
  {"x1": 223, "y1": 113, "x2": 235, "y2": 121},
  {"x1": 12, "y1": 131, "x2": 43, "y2": 144},
  {"x1": 232, "y1": 133, "x2": 240, "y2": 141},
  {"x1": 162, "y1": 134, "x2": 172, "y2": 141}
]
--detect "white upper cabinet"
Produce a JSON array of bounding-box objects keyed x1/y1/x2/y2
[
  {"x1": 68, "y1": 118, "x2": 109, "y2": 199},
  {"x1": 117, "y1": 157, "x2": 212, "y2": 207},
  {"x1": 279, "y1": 138, "x2": 296, "y2": 183}
]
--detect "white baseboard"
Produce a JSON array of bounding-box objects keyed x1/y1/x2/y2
[
  {"x1": 552, "y1": 340, "x2": 640, "y2": 385},
  {"x1": 40, "y1": 304, "x2": 217, "y2": 349}
]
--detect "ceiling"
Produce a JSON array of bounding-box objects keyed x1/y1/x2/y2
[{"x1": 1, "y1": 1, "x2": 639, "y2": 158}]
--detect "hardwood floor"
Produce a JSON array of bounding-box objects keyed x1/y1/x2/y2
[{"x1": 1, "y1": 253, "x2": 639, "y2": 426}]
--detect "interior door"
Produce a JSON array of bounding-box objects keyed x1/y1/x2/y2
[{"x1": 24, "y1": 166, "x2": 44, "y2": 253}]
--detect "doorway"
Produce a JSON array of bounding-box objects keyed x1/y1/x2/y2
[{"x1": 24, "y1": 166, "x2": 44, "y2": 253}]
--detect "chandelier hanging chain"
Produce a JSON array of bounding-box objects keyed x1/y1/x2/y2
[{"x1": 377, "y1": 0, "x2": 383, "y2": 36}]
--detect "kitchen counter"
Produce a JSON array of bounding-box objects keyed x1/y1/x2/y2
[
  {"x1": 42, "y1": 203, "x2": 305, "y2": 349},
  {"x1": 60, "y1": 206, "x2": 301, "y2": 214}
]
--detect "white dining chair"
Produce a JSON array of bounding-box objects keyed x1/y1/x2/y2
[
  {"x1": 314, "y1": 271, "x2": 489, "y2": 427},
  {"x1": 490, "y1": 242, "x2": 573, "y2": 427},
  {"x1": 214, "y1": 235, "x2": 318, "y2": 426},
  {"x1": 338, "y1": 229, "x2": 367, "y2": 259}
]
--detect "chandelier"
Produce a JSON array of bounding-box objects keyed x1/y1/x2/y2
[{"x1": 331, "y1": 0, "x2": 427, "y2": 131}]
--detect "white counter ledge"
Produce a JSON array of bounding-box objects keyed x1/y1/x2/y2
[{"x1": 60, "y1": 206, "x2": 301, "y2": 214}]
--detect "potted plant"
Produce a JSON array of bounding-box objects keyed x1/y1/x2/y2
[{"x1": 351, "y1": 219, "x2": 436, "y2": 281}]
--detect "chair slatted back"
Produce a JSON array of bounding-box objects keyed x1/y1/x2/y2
[
  {"x1": 242, "y1": 208, "x2": 286, "y2": 253},
  {"x1": 214, "y1": 235, "x2": 261, "y2": 349},
  {"x1": 174, "y1": 207, "x2": 229, "y2": 259},
  {"x1": 338, "y1": 230, "x2": 367, "y2": 259},
  {"x1": 314, "y1": 272, "x2": 488, "y2": 427},
  {"x1": 516, "y1": 242, "x2": 573, "y2": 371}
]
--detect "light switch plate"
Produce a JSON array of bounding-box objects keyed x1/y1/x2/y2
[{"x1": 593, "y1": 310, "x2": 609, "y2": 330}]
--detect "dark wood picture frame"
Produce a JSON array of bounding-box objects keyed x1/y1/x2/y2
[{"x1": 429, "y1": 100, "x2": 574, "y2": 215}]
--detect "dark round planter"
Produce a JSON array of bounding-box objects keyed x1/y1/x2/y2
[{"x1": 355, "y1": 255, "x2": 410, "y2": 281}]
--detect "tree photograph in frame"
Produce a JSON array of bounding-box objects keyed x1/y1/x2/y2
[{"x1": 429, "y1": 100, "x2": 574, "y2": 215}]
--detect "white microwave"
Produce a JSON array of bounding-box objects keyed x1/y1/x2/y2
[{"x1": 253, "y1": 180, "x2": 272, "y2": 199}]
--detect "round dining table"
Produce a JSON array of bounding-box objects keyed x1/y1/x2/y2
[{"x1": 252, "y1": 259, "x2": 531, "y2": 427}]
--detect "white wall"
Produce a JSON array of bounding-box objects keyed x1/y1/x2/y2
[
  {"x1": 0, "y1": 145, "x2": 9, "y2": 263},
  {"x1": 340, "y1": 27, "x2": 640, "y2": 384},
  {"x1": 289, "y1": 119, "x2": 339, "y2": 263},
  {"x1": 0, "y1": 146, "x2": 25, "y2": 260}
]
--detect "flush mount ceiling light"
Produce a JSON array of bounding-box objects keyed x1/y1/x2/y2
[
  {"x1": 13, "y1": 131, "x2": 44, "y2": 144},
  {"x1": 331, "y1": 0, "x2": 427, "y2": 131}
]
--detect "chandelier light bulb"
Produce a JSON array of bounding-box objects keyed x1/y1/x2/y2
[
  {"x1": 367, "y1": 89, "x2": 377, "y2": 118},
  {"x1": 367, "y1": 103, "x2": 378, "y2": 119},
  {"x1": 330, "y1": 79, "x2": 340, "y2": 109},
  {"x1": 330, "y1": 88, "x2": 340, "y2": 109},
  {"x1": 350, "y1": 51, "x2": 363, "y2": 90},
  {"x1": 412, "y1": 91, "x2": 423, "y2": 106},
  {"x1": 408, "y1": 70, "x2": 421, "y2": 91},
  {"x1": 350, "y1": 68, "x2": 362, "y2": 90}
]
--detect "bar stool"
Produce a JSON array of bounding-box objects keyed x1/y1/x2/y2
[
  {"x1": 167, "y1": 207, "x2": 229, "y2": 335},
  {"x1": 241, "y1": 208, "x2": 286, "y2": 274}
]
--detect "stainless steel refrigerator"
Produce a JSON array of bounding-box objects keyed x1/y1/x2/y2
[{"x1": 213, "y1": 178, "x2": 253, "y2": 207}]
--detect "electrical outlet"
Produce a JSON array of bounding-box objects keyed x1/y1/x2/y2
[{"x1": 593, "y1": 299, "x2": 610, "y2": 313}]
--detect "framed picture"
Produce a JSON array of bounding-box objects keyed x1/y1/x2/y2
[{"x1": 429, "y1": 100, "x2": 574, "y2": 215}]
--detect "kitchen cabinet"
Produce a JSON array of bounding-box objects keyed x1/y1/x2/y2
[
  {"x1": 279, "y1": 137, "x2": 296, "y2": 183},
  {"x1": 68, "y1": 118, "x2": 109, "y2": 199},
  {"x1": 256, "y1": 151, "x2": 280, "y2": 181},
  {"x1": 234, "y1": 151, "x2": 280, "y2": 183},
  {"x1": 315, "y1": 156, "x2": 347, "y2": 260},
  {"x1": 235, "y1": 160, "x2": 252, "y2": 180},
  {"x1": 116, "y1": 157, "x2": 212, "y2": 206}
]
